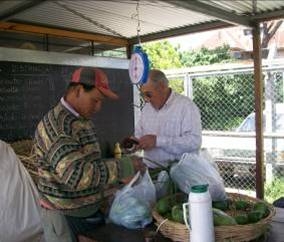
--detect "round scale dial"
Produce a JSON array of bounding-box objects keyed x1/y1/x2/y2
[{"x1": 129, "y1": 47, "x2": 149, "y2": 85}]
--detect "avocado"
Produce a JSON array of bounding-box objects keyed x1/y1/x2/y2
[
  {"x1": 235, "y1": 200, "x2": 249, "y2": 210},
  {"x1": 213, "y1": 208, "x2": 237, "y2": 226},
  {"x1": 171, "y1": 205, "x2": 184, "y2": 224},
  {"x1": 156, "y1": 198, "x2": 170, "y2": 215},
  {"x1": 235, "y1": 214, "x2": 249, "y2": 225},
  {"x1": 252, "y1": 202, "x2": 269, "y2": 218},
  {"x1": 248, "y1": 211, "x2": 264, "y2": 223},
  {"x1": 253, "y1": 202, "x2": 267, "y2": 212},
  {"x1": 164, "y1": 212, "x2": 172, "y2": 220},
  {"x1": 262, "y1": 208, "x2": 270, "y2": 218},
  {"x1": 212, "y1": 200, "x2": 229, "y2": 211}
]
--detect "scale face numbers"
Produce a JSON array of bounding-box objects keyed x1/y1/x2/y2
[{"x1": 129, "y1": 48, "x2": 149, "y2": 85}]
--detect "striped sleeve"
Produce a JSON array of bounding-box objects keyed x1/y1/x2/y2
[
  {"x1": 45, "y1": 134, "x2": 106, "y2": 190},
  {"x1": 41, "y1": 114, "x2": 113, "y2": 190}
]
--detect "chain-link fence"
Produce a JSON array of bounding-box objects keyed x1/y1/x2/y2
[{"x1": 166, "y1": 64, "x2": 284, "y2": 201}]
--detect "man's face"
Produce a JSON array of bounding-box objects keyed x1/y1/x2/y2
[
  {"x1": 77, "y1": 86, "x2": 105, "y2": 118},
  {"x1": 141, "y1": 80, "x2": 164, "y2": 109}
]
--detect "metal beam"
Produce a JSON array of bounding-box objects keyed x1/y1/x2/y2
[
  {"x1": 0, "y1": 0, "x2": 46, "y2": 21},
  {"x1": 128, "y1": 20, "x2": 232, "y2": 45},
  {"x1": 0, "y1": 46, "x2": 129, "y2": 69},
  {"x1": 252, "y1": 8, "x2": 284, "y2": 22},
  {"x1": 167, "y1": 0, "x2": 253, "y2": 27},
  {"x1": 62, "y1": 43, "x2": 122, "y2": 54},
  {"x1": 0, "y1": 22, "x2": 128, "y2": 46}
]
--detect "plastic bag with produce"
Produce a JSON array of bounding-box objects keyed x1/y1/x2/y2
[
  {"x1": 109, "y1": 169, "x2": 156, "y2": 229},
  {"x1": 170, "y1": 152, "x2": 227, "y2": 201}
]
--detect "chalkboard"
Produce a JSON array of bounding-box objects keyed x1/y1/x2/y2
[{"x1": 0, "y1": 61, "x2": 134, "y2": 157}]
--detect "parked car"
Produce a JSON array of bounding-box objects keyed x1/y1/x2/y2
[
  {"x1": 236, "y1": 106, "x2": 284, "y2": 133},
  {"x1": 202, "y1": 104, "x2": 284, "y2": 180}
]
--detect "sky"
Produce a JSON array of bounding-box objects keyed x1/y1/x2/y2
[
  {"x1": 167, "y1": 22, "x2": 284, "y2": 52},
  {"x1": 166, "y1": 26, "x2": 256, "y2": 52},
  {"x1": 168, "y1": 30, "x2": 218, "y2": 51}
]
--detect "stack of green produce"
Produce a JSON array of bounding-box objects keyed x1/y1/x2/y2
[
  {"x1": 155, "y1": 196, "x2": 185, "y2": 224},
  {"x1": 247, "y1": 202, "x2": 270, "y2": 223},
  {"x1": 212, "y1": 199, "x2": 270, "y2": 226},
  {"x1": 155, "y1": 195, "x2": 270, "y2": 226}
]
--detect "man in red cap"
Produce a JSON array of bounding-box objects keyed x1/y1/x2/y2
[{"x1": 34, "y1": 67, "x2": 144, "y2": 242}]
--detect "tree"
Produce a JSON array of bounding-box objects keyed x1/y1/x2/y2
[
  {"x1": 262, "y1": 20, "x2": 282, "y2": 48},
  {"x1": 261, "y1": 20, "x2": 283, "y2": 132},
  {"x1": 179, "y1": 45, "x2": 254, "y2": 130},
  {"x1": 180, "y1": 45, "x2": 232, "y2": 67},
  {"x1": 142, "y1": 40, "x2": 184, "y2": 93},
  {"x1": 193, "y1": 74, "x2": 254, "y2": 130},
  {"x1": 142, "y1": 40, "x2": 182, "y2": 69}
]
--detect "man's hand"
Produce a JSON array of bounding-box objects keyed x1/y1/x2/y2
[
  {"x1": 132, "y1": 156, "x2": 146, "y2": 174},
  {"x1": 120, "y1": 176, "x2": 134, "y2": 184},
  {"x1": 137, "y1": 135, "x2": 156, "y2": 150},
  {"x1": 121, "y1": 136, "x2": 139, "y2": 153}
]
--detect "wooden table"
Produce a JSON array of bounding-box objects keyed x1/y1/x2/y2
[
  {"x1": 89, "y1": 223, "x2": 172, "y2": 242},
  {"x1": 88, "y1": 208, "x2": 284, "y2": 242}
]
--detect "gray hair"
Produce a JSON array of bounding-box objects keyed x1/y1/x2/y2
[{"x1": 148, "y1": 69, "x2": 169, "y2": 86}]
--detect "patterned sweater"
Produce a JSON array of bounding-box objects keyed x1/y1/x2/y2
[{"x1": 34, "y1": 102, "x2": 132, "y2": 216}]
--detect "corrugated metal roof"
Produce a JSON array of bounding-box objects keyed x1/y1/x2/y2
[
  {"x1": 204, "y1": 0, "x2": 284, "y2": 15},
  {"x1": 0, "y1": 0, "x2": 284, "y2": 45},
  {"x1": 0, "y1": 0, "x2": 23, "y2": 15},
  {"x1": 10, "y1": 1, "x2": 215, "y2": 38}
]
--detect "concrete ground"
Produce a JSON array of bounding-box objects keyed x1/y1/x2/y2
[{"x1": 268, "y1": 207, "x2": 284, "y2": 242}]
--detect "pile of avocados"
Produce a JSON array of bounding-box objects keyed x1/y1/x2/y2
[
  {"x1": 156, "y1": 196, "x2": 185, "y2": 224},
  {"x1": 155, "y1": 195, "x2": 270, "y2": 226},
  {"x1": 212, "y1": 198, "x2": 270, "y2": 226}
]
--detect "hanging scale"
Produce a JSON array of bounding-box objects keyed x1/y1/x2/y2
[{"x1": 128, "y1": 1, "x2": 149, "y2": 85}]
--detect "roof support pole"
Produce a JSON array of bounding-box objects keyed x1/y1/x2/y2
[
  {"x1": 91, "y1": 41, "x2": 95, "y2": 56},
  {"x1": 126, "y1": 44, "x2": 133, "y2": 59},
  {"x1": 44, "y1": 34, "x2": 49, "y2": 51},
  {"x1": 252, "y1": 23, "x2": 264, "y2": 199}
]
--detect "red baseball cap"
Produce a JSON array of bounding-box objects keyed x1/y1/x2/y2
[{"x1": 71, "y1": 67, "x2": 119, "y2": 100}]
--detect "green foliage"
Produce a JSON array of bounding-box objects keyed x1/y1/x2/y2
[
  {"x1": 142, "y1": 41, "x2": 182, "y2": 69},
  {"x1": 265, "y1": 177, "x2": 284, "y2": 203},
  {"x1": 169, "y1": 78, "x2": 184, "y2": 94},
  {"x1": 274, "y1": 72, "x2": 284, "y2": 102},
  {"x1": 193, "y1": 74, "x2": 255, "y2": 130},
  {"x1": 142, "y1": 42, "x2": 232, "y2": 69},
  {"x1": 180, "y1": 45, "x2": 233, "y2": 67}
]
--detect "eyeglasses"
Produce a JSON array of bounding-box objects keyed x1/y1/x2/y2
[{"x1": 141, "y1": 91, "x2": 153, "y2": 99}]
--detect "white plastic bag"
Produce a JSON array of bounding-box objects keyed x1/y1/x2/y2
[
  {"x1": 170, "y1": 152, "x2": 227, "y2": 201},
  {"x1": 155, "y1": 170, "x2": 170, "y2": 200},
  {"x1": 109, "y1": 169, "x2": 156, "y2": 229},
  {"x1": 0, "y1": 140, "x2": 43, "y2": 242}
]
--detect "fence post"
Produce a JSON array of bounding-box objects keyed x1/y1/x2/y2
[
  {"x1": 184, "y1": 73, "x2": 193, "y2": 98},
  {"x1": 253, "y1": 23, "x2": 264, "y2": 199}
]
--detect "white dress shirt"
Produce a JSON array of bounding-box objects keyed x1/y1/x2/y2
[{"x1": 135, "y1": 91, "x2": 202, "y2": 168}]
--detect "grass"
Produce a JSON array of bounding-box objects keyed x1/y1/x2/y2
[{"x1": 264, "y1": 177, "x2": 284, "y2": 203}]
